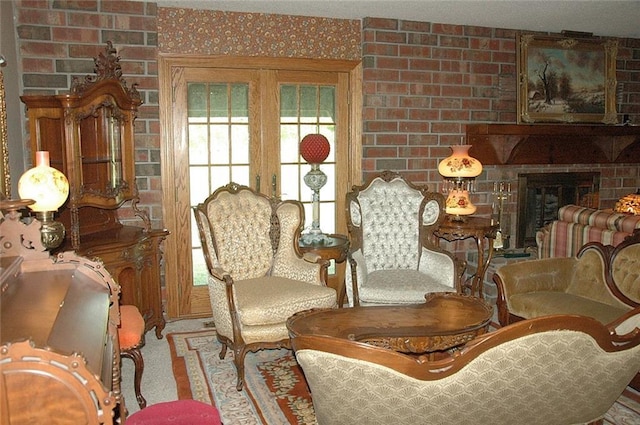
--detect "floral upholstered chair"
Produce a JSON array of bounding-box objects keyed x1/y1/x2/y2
[
  {"x1": 291, "y1": 313, "x2": 640, "y2": 425},
  {"x1": 345, "y1": 171, "x2": 462, "y2": 306},
  {"x1": 193, "y1": 183, "x2": 337, "y2": 390}
]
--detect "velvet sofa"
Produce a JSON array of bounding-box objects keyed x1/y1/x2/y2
[{"x1": 494, "y1": 229, "x2": 640, "y2": 328}]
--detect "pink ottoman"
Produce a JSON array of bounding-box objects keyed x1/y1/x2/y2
[{"x1": 126, "y1": 400, "x2": 222, "y2": 425}]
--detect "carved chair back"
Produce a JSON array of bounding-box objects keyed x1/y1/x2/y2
[
  {"x1": 606, "y1": 229, "x2": 640, "y2": 306},
  {"x1": 193, "y1": 182, "x2": 302, "y2": 281}
]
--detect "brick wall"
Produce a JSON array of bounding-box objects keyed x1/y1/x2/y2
[
  {"x1": 361, "y1": 18, "x2": 640, "y2": 240},
  {"x1": 12, "y1": 2, "x2": 640, "y2": 234},
  {"x1": 15, "y1": 0, "x2": 161, "y2": 227}
]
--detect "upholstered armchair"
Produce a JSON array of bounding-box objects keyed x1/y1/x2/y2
[
  {"x1": 291, "y1": 313, "x2": 640, "y2": 425},
  {"x1": 193, "y1": 183, "x2": 337, "y2": 390},
  {"x1": 345, "y1": 171, "x2": 462, "y2": 306}
]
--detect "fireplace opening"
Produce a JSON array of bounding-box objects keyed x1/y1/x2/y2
[{"x1": 516, "y1": 172, "x2": 600, "y2": 248}]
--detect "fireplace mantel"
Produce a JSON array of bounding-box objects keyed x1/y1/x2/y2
[{"x1": 466, "y1": 124, "x2": 640, "y2": 165}]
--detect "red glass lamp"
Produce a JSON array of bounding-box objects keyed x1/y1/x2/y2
[{"x1": 300, "y1": 134, "x2": 330, "y2": 244}]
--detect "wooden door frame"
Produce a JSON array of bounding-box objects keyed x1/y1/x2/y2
[{"x1": 158, "y1": 55, "x2": 362, "y2": 319}]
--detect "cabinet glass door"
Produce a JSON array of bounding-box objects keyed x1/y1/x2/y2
[{"x1": 78, "y1": 105, "x2": 124, "y2": 195}]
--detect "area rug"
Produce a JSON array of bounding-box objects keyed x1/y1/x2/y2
[
  {"x1": 168, "y1": 329, "x2": 640, "y2": 425},
  {"x1": 168, "y1": 329, "x2": 314, "y2": 424}
]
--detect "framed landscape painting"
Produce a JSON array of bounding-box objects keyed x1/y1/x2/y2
[{"x1": 517, "y1": 33, "x2": 618, "y2": 124}]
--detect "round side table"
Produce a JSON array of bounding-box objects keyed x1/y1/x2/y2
[
  {"x1": 299, "y1": 233, "x2": 350, "y2": 307},
  {"x1": 434, "y1": 215, "x2": 498, "y2": 298}
]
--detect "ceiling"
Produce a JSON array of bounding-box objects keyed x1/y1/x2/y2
[{"x1": 155, "y1": 1, "x2": 640, "y2": 39}]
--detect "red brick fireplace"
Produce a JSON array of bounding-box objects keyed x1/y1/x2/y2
[
  {"x1": 467, "y1": 123, "x2": 640, "y2": 249},
  {"x1": 516, "y1": 171, "x2": 600, "y2": 248}
]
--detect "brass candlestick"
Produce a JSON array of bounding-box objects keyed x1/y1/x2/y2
[{"x1": 492, "y1": 181, "x2": 511, "y2": 251}]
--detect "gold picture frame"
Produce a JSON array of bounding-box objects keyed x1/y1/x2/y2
[
  {"x1": 517, "y1": 33, "x2": 618, "y2": 124},
  {"x1": 1, "y1": 56, "x2": 9, "y2": 197}
]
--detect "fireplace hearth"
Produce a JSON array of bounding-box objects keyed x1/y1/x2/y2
[{"x1": 516, "y1": 172, "x2": 600, "y2": 248}]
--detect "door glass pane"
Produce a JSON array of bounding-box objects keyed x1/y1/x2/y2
[
  {"x1": 280, "y1": 124, "x2": 300, "y2": 163},
  {"x1": 189, "y1": 165, "x2": 209, "y2": 206},
  {"x1": 280, "y1": 85, "x2": 298, "y2": 123},
  {"x1": 209, "y1": 84, "x2": 228, "y2": 118},
  {"x1": 279, "y1": 84, "x2": 337, "y2": 234},
  {"x1": 188, "y1": 82, "x2": 250, "y2": 286},
  {"x1": 300, "y1": 86, "x2": 318, "y2": 122},
  {"x1": 188, "y1": 125, "x2": 208, "y2": 165},
  {"x1": 209, "y1": 126, "x2": 229, "y2": 164},
  {"x1": 281, "y1": 163, "x2": 300, "y2": 201}
]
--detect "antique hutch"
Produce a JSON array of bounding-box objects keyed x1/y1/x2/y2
[{"x1": 20, "y1": 42, "x2": 169, "y2": 338}]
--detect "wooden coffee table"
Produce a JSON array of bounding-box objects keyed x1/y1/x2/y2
[{"x1": 287, "y1": 292, "x2": 493, "y2": 354}]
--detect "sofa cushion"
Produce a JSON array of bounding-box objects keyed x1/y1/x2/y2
[{"x1": 508, "y1": 291, "x2": 630, "y2": 325}]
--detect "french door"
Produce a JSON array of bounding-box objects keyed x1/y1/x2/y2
[{"x1": 160, "y1": 57, "x2": 361, "y2": 318}]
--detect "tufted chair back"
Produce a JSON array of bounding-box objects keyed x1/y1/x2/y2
[
  {"x1": 610, "y1": 230, "x2": 640, "y2": 305},
  {"x1": 345, "y1": 171, "x2": 461, "y2": 306},
  {"x1": 200, "y1": 187, "x2": 275, "y2": 280},
  {"x1": 292, "y1": 314, "x2": 640, "y2": 425},
  {"x1": 348, "y1": 175, "x2": 440, "y2": 270}
]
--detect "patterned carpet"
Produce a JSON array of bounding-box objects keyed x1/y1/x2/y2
[{"x1": 168, "y1": 329, "x2": 640, "y2": 425}]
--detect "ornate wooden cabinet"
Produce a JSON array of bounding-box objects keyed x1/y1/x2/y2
[{"x1": 20, "y1": 42, "x2": 169, "y2": 337}]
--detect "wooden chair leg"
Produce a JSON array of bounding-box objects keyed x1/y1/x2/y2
[
  {"x1": 121, "y1": 346, "x2": 147, "y2": 409},
  {"x1": 233, "y1": 346, "x2": 248, "y2": 391}
]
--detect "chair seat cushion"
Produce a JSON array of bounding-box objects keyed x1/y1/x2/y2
[
  {"x1": 509, "y1": 291, "x2": 630, "y2": 324},
  {"x1": 126, "y1": 400, "x2": 221, "y2": 425},
  {"x1": 236, "y1": 276, "x2": 337, "y2": 326},
  {"x1": 359, "y1": 269, "x2": 454, "y2": 305},
  {"x1": 119, "y1": 305, "x2": 145, "y2": 349}
]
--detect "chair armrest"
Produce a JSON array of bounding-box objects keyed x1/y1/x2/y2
[
  {"x1": 345, "y1": 249, "x2": 367, "y2": 306},
  {"x1": 609, "y1": 306, "x2": 640, "y2": 336},
  {"x1": 273, "y1": 254, "x2": 329, "y2": 286},
  {"x1": 418, "y1": 247, "x2": 458, "y2": 289},
  {"x1": 210, "y1": 266, "x2": 232, "y2": 283},
  {"x1": 494, "y1": 257, "x2": 577, "y2": 297}
]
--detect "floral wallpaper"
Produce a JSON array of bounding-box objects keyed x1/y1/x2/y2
[{"x1": 157, "y1": 7, "x2": 361, "y2": 60}]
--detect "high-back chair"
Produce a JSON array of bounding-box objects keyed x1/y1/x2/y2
[
  {"x1": 291, "y1": 313, "x2": 640, "y2": 425},
  {"x1": 193, "y1": 182, "x2": 337, "y2": 390},
  {"x1": 345, "y1": 170, "x2": 462, "y2": 306}
]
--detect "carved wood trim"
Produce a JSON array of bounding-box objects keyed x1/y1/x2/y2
[{"x1": 466, "y1": 123, "x2": 640, "y2": 165}]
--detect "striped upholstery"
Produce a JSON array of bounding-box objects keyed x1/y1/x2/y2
[{"x1": 537, "y1": 205, "x2": 640, "y2": 258}]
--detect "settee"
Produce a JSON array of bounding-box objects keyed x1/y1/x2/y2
[
  {"x1": 536, "y1": 204, "x2": 640, "y2": 259},
  {"x1": 291, "y1": 314, "x2": 640, "y2": 425},
  {"x1": 494, "y1": 228, "x2": 640, "y2": 327}
]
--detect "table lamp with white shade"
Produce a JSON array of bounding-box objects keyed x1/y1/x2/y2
[
  {"x1": 438, "y1": 144, "x2": 483, "y2": 221},
  {"x1": 17, "y1": 151, "x2": 69, "y2": 249}
]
